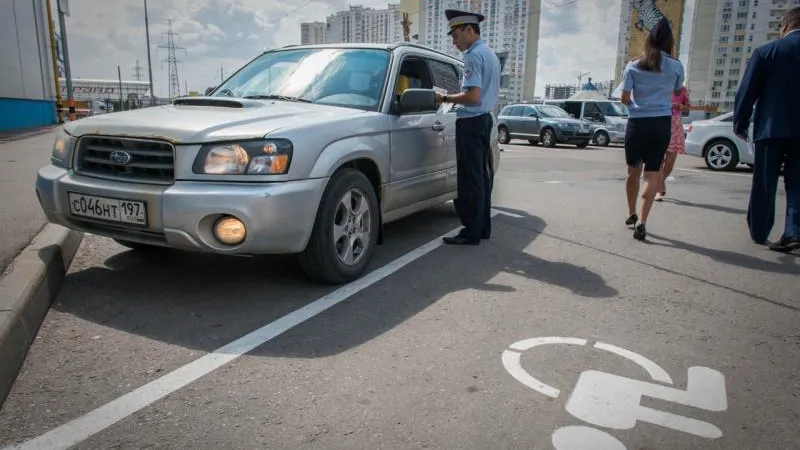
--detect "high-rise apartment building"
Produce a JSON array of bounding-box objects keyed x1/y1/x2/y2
[
  {"x1": 301, "y1": 22, "x2": 326, "y2": 45},
  {"x1": 687, "y1": 0, "x2": 800, "y2": 113},
  {"x1": 419, "y1": 0, "x2": 542, "y2": 107},
  {"x1": 324, "y1": 5, "x2": 403, "y2": 45}
]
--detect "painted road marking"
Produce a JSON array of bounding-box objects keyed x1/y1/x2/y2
[
  {"x1": 5, "y1": 209, "x2": 519, "y2": 450},
  {"x1": 676, "y1": 168, "x2": 753, "y2": 178},
  {"x1": 502, "y1": 337, "x2": 728, "y2": 449}
]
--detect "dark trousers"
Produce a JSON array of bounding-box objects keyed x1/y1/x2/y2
[
  {"x1": 454, "y1": 113, "x2": 494, "y2": 241},
  {"x1": 748, "y1": 139, "x2": 800, "y2": 242}
]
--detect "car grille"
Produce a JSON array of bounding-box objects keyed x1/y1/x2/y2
[{"x1": 74, "y1": 136, "x2": 175, "y2": 184}]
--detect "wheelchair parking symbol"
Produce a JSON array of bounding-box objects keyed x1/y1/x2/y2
[{"x1": 501, "y1": 337, "x2": 728, "y2": 449}]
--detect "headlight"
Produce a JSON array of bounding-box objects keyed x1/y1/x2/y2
[
  {"x1": 192, "y1": 139, "x2": 292, "y2": 175},
  {"x1": 51, "y1": 128, "x2": 73, "y2": 168}
]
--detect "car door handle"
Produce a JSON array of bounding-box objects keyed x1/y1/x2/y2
[{"x1": 432, "y1": 122, "x2": 445, "y2": 132}]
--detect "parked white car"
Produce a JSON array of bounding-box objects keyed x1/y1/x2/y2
[{"x1": 685, "y1": 112, "x2": 754, "y2": 171}]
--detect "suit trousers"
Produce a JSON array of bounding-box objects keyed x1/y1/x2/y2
[
  {"x1": 748, "y1": 139, "x2": 800, "y2": 242},
  {"x1": 454, "y1": 113, "x2": 494, "y2": 241}
]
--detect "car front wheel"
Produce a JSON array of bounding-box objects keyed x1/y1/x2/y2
[
  {"x1": 541, "y1": 129, "x2": 556, "y2": 147},
  {"x1": 498, "y1": 126, "x2": 510, "y2": 144},
  {"x1": 299, "y1": 168, "x2": 379, "y2": 284}
]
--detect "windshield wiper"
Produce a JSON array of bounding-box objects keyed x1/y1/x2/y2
[{"x1": 243, "y1": 94, "x2": 312, "y2": 103}]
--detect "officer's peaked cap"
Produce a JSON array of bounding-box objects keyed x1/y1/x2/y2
[{"x1": 445, "y1": 9, "x2": 485, "y2": 35}]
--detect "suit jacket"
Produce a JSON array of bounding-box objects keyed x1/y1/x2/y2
[{"x1": 734, "y1": 30, "x2": 800, "y2": 142}]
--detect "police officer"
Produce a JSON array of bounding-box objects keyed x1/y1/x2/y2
[{"x1": 436, "y1": 9, "x2": 501, "y2": 245}]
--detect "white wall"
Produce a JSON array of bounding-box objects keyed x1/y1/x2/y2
[{"x1": 0, "y1": 0, "x2": 56, "y2": 101}]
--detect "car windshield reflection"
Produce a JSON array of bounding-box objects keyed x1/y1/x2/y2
[{"x1": 212, "y1": 48, "x2": 391, "y2": 112}]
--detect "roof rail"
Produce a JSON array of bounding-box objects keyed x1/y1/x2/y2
[{"x1": 390, "y1": 41, "x2": 461, "y2": 61}]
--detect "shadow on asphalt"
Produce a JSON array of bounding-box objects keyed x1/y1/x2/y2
[
  {"x1": 646, "y1": 233, "x2": 800, "y2": 275},
  {"x1": 662, "y1": 198, "x2": 748, "y2": 215},
  {"x1": 51, "y1": 205, "x2": 617, "y2": 356}
]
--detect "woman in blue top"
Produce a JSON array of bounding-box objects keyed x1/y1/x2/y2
[{"x1": 620, "y1": 17, "x2": 685, "y2": 241}]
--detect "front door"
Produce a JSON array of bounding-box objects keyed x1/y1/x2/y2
[{"x1": 385, "y1": 56, "x2": 450, "y2": 212}]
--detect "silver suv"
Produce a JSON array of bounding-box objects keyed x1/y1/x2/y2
[{"x1": 35, "y1": 43, "x2": 500, "y2": 284}]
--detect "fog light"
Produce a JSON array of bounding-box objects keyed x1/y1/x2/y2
[{"x1": 213, "y1": 216, "x2": 246, "y2": 245}]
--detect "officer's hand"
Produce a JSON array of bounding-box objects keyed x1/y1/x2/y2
[{"x1": 435, "y1": 92, "x2": 445, "y2": 105}]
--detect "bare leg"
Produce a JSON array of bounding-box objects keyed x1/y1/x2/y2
[
  {"x1": 627, "y1": 165, "x2": 643, "y2": 216},
  {"x1": 639, "y1": 170, "x2": 661, "y2": 224},
  {"x1": 659, "y1": 152, "x2": 678, "y2": 196}
]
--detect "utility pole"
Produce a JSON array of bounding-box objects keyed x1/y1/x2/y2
[
  {"x1": 144, "y1": 0, "x2": 155, "y2": 105},
  {"x1": 56, "y1": 0, "x2": 75, "y2": 121},
  {"x1": 220, "y1": 64, "x2": 224, "y2": 83},
  {"x1": 44, "y1": 0, "x2": 63, "y2": 123}
]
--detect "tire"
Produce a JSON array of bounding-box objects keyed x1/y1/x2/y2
[
  {"x1": 703, "y1": 139, "x2": 739, "y2": 171},
  {"x1": 541, "y1": 129, "x2": 556, "y2": 147},
  {"x1": 498, "y1": 126, "x2": 510, "y2": 144},
  {"x1": 576, "y1": 141, "x2": 589, "y2": 148},
  {"x1": 298, "y1": 168, "x2": 380, "y2": 284},
  {"x1": 594, "y1": 131, "x2": 610, "y2": 147}
]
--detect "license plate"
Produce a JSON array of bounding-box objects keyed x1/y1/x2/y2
[{"x1": 67, "y1": 192, "x2": 147, "y2": 226}]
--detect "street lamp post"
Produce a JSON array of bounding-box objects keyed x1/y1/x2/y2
[{"x1": 56, "y1": 0, "x2": 75, "y2": 121}]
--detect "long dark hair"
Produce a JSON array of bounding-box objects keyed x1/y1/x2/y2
[{"x1": 639, "y1": 19, "x2": 675, "y2": 72}]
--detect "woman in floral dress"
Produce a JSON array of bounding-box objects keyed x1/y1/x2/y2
[{"x1": 657, "y1": 85, "x2": 689, "y2": 201}]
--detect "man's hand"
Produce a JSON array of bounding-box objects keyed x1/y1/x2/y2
[
  {"x1": 736, "y1": 131, "x2": 748, "y2": 141},
  {"x1": 435, "y1": 92, "x2": 445, "y2": 105}
]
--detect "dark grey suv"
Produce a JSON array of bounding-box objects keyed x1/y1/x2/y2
[{"x1": 497, "y1": 103, "x2": 594, "y2": 148}]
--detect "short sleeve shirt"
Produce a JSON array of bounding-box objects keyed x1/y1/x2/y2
[
  {"x1": 456, "y1": 38, "x2": 501, "y2": 119},
  {"x1": 621, "y1": 51, "x2": 685, "y2": 119}
]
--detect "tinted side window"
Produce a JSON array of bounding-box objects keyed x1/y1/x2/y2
[
  {"x1": 583, "y1": 102, "x2": 602, "y2": 118},
  {"x1": 563, "y1": 102, "x2": 582, "y2": 117},
  {"x1": 427, "y1": 59, "x2": 461, "y2": 93},
  {"x1": 500, "y1": 106, "x2": 513, "y2": 116}
]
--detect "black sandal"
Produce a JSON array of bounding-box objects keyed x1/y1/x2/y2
[{"x1": 625, "y1": 214, "x2": 638, "y2": 226}]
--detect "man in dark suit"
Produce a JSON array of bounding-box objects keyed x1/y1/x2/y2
[{"x1": 734, "y1": 7, "x2": 800, "y2": 253}]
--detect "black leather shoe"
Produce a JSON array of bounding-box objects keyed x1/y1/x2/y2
[
  {"x1": 443, "y1": 235, "x2": 480, "y2": 245},
  {"x1": 768, "y1": 236, "x2": 800, "y2": 253}
]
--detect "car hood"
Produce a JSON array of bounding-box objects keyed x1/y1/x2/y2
[{"x1": 62, "y1": 97, "x2": 367, "y2": 143}]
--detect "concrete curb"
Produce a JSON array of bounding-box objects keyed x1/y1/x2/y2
[{"x1": 0, "y1": 224, "x2": 83, "y2": 407}]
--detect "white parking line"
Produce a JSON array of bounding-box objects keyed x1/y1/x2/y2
[
  {"x1": 5, "y1": 208, "x2": 516, "y2": 450},
  {"x1": 676, "y1": 168, "x2": 753, "y2": 178}
]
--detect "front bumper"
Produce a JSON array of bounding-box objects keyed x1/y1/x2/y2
[
  {"x1": 607, "y1": 130, "x2": 625, "y2": 144},
  {"x1": 35, "y1": 165, "x2": 328, "y2": 254},
  {"x1": 555, "y1": 128, "x2": 593, "y2": 143}
]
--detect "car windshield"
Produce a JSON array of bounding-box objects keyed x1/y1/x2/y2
[
  {"x1": 596, "y1": 101, "x2": 629, "y2": 117},
  {"x1": 211, "y1": 47, "x2": 391, "y2": 111},
  {"x1": 535, "y1": 105, "x2": 571, "y2": 118}
]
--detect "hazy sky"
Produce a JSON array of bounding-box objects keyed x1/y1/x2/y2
[{"x1": 52, "y1": 0, "x2": 696, "y2": 98}]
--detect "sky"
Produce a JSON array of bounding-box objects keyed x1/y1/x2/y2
[{"x1": 52, "y1": 0, "x2": 696, "y2": 99}]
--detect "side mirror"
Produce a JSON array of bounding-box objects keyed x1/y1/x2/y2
[
  {"x1": 528, "y1": 113, "x2": 538, "y2": 118},
  {"x1": 593, "y1": 112, "x2": 604, "y2": 122},
  {"x1": 204, "y1": 86, "x2": 216, "y2": 96},
  {"x1": 398, "y1": 88, "x2": 437, "y2": 114},
  {"x1": 569, "y1": 113, "x2": 575, "y2": 118}
]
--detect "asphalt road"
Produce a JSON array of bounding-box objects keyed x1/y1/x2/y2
[
  {"x1": 1, "y1": 140, "x2": 798, "y2": 450},
  {"x1": 0, "y1": 129, "x2": 55, "y2": 274}
]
